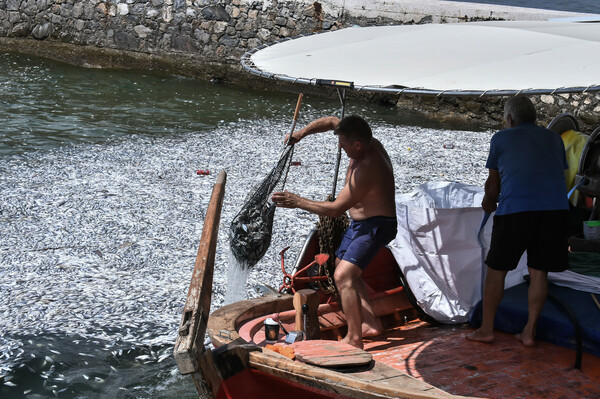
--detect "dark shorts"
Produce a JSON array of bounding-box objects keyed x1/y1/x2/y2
[
  {"x1": 335, "y1": 216, "x2": 398, "y2": 270},
  {"x1": 485, "y1": 210, "x2": 569, "y2": 272}
]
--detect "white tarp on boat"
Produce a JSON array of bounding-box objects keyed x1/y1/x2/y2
[
  {"x1": 389, "y1": 182, "x2": 600, "y2": 323},
  {"x1": 247, "y1": 20, "x2": 600, "y2": 94},
  {"x1": 389, "y1": 182, "x2": 527, "y2": 323}
]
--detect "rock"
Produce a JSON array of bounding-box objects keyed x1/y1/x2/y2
[
  {"x1": 134, "y1": 25, "x2": 153, "y2": 38},
  {"x1": 31, "y1": 22, "x2": 52, "y2": 40},
  {"x1": 213, "y1": 21, "x2": 227, "y2": 33},
  {"x1": 10, "y1": 22, "x2": 30, "y2": 37},
  {"x1": 114, "y1": 31, "x2": 138, "y2": 50},
  {"x1": 540, "y1": 95, "x2": 555, "y2": 105},
  {"x1": 117, "y1": 3, "x2": 129, "y2": 15},
  {"x1": 256, "y1": 28, "x2": 270, "y2": 42},
  {"x1": 162, "y1": 6, "x2": 173, "y2": 22},
  {"x1": 173, "y1": 35, "x2": 198, "y2": 51},
  {"x1": 7, "y1": 0, "x2": 20, "y2": 11},
  {"x1": 202, "y1": 5, "x2": 230, "y2": 21}
]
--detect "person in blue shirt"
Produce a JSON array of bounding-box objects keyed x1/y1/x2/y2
[{"x1": 467, "y1": 95, "x2": 569, "y2": 347}]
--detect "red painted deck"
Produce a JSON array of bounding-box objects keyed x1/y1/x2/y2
[{"x1": 364, "y1": 320, "x2": 600, "y2": 399}]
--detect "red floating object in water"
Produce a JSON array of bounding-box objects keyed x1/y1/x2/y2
[
  {"x1": 196, "y1": 169, "x2": 210, "y2": 175},
  {"x1": 291, "y1": 161, "x2": 301, "y2": 166}
]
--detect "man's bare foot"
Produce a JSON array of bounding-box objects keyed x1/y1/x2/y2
[
  {"x1": 362, "y1": 323, "x2": 384, "y2": 338},
  {"x1": 341, "y1": 336, "x2": 364, "y2": 349},
  {"x1": 466, "y1": 329, "x2": 494, "y2": 343},
  {"x1": 516, "y1": 333, "x2": 536, "y2": 347}
]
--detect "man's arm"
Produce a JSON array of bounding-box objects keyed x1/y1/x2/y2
[
  {"x1": 482, "y1": 169, "x2": 500, "y2": 213},
  {"x1": 287, "y1": 116, "x2": 340, "y2": 144},
  {"x1": 272, "y1": 162, "x2": 371, "y2": 217}
]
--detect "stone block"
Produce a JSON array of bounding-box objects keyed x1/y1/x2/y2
[
  {"x1": 213, "y1": 21, "x2": 227, "y2": 33},
  {"x1": 8, "y1": 11, "x2": 20, "y2": 23},
  {"x1": 131, "y1": 4, "x2": 146, "y2": 15},
  {"x1": 162, "y1": 6, "x2": 173, "y2": 22},
  {"x1": 256, "y1": 28, "x2": 269, "y2": 42},
  {"x1": 73, "y1": 2, "x2": 83, "y2": 18},
  {"x1": 219, "y1": 34, "x2": 238, "y2": 47},
  {"x1": 152, "y1": 0, "x2": 164, "y2": 6},
  {"x1": 11, "y1": 22, "x2": 31, "y2": 37},
  {"x1": 84, "y1": 3, "x2": 96, "y2": 19},
  {"x1": 201, "y1": 5, "x2": 230, "y2": 22},
  {"x1": 96, "y1": 3, "x2": 108, "y2": 16},
  {"x1": 114, "y1": 31, "x2": 139, "y2": 49},
  {"x1": 275, "y1": 16, "x2": 287, "y2": 26},
  {"x1": 118, "y1": 4, "x2": 129, "y2": 16},
  {"x1": 173, "y1": 35, "x2": 198, "y2": 51},
  {"x1": 540, "y1": 95, "x2": 555, "y2": 105},
  {"x1": 7, "y1": 0, "x2": 20, "y2": 11},
  {"x1": 147, "y1": 9, "x2": 159, "y2": 18},
  {"x1": 134, "y1": 24, "x2": 153, "y2": 38},
  {"x1": 185, "y1": 8, "x2": 196, "y2": 18},
  {"x1": 194, "y1": 29, "x2": 210, "y2": 44}
]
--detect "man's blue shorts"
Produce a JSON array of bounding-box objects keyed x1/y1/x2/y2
[{"x1": 335, "y1": 216, "x2": 398, "y2": 270}]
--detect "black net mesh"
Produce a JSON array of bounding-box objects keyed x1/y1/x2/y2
[{"x1": 229, "y1": 145, "x2": 294, "y2": 268}]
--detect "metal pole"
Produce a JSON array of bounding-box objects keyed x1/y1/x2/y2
[{"x1": 330, "y1": 88, "x2": 346, "y2": 199}]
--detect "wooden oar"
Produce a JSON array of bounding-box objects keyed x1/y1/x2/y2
[{"x1": 280, "y1": 93, "x2": 303, "y2": 191}]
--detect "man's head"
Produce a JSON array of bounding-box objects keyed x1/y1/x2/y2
[
  {"x1": 334, "y1": 115, "x2": 372, "y2": 159},
  {"x1": 504, "y1": 95, "x2": 536, "y2": 127}
]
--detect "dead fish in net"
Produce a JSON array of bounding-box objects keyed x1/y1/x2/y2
[
  {"x1": 229, "y1": 145, "x2": 294, "y2": 268},
  {"x1": 229, "y1": 202, "x2": 275, "y2": 269}
]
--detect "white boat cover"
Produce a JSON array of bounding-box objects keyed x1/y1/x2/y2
[{"x1": 245, "y1": 20, "x2": 600, "y2": 95}]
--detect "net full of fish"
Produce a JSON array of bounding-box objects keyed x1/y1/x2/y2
[{"x1": 229, "y1": 145, "x2": 294, "y2": 268}]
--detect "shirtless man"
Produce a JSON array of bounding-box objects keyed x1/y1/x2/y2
[{"x1": 272, "y1": 115, "x2": 397, "y2": 349}]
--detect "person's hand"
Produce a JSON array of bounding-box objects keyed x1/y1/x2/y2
[
  {"x1": 284, "y1": 131, "x2": 301, "y2": 146},
  {"x1": 272, "y1": 191, "x2": 300, "y2": 208},
  {"x1": 481, "y1": 196, "x2": 497, "y2": 214}
]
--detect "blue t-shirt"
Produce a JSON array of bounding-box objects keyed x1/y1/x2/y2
[{"x1": 486, "y1": 123, "x2": 568, "y2": 215}]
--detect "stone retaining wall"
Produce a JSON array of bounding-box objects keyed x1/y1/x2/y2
[{"x1": 0, "y1": 0, "x2": 598, "y2": 131}]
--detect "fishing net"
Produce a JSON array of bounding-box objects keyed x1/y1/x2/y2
[
  {"x1": 314, "y1": 196, "x2": 349, "y2": 294},
  {"x1": 229, "y1": 145, "x2": 294, "y2": 269}
]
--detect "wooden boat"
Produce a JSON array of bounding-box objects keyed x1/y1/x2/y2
[
  {"x1": 173, "y1": 169, "x2": 600, "y2": 399},
  {"x1": 174, "y1": 21, "x2": 600, "y2": 398}
]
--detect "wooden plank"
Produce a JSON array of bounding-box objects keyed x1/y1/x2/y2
[
  {"x1": 292, "y1": 340, "x2": 372, "y2": 367},
  {"x1": 248, "y1": 350, "x2": 459, "y2": 399},
  {"x1": 173, "y1": 170, "x2": 227, "y2": 375}
]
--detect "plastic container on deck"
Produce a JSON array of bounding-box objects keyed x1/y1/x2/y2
[{"x1": 583, "y1": 220, "x2": 600, "y2": 241}]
